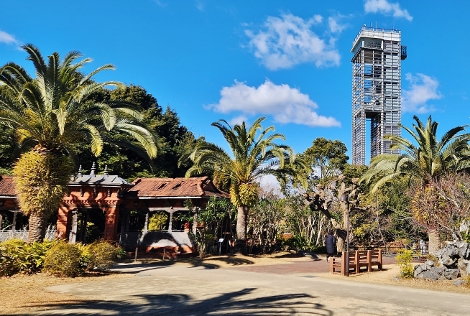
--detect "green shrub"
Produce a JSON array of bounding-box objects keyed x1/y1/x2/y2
[
  {"x1": 148, "y1": 212, "x2": 168, "y2": 231},
  {"x1": 0, "y1": 239, "x2": 57, "y2": 276},
  {"x1": 1, "y1": 239, "x2": 123, "y2": 277},
  {"x1": 43, "y1": 242, "x2": 84, "y2": 277},
  {"x1": 22, "y1": 240, "x2": 58, "y2": 274},
  {"x1": 396, "y1": 248, "x2": 414, "y2": 278},
  {"x1": 0, "y1": 239, "x2": 26, "y2": 276},
  {"x1": 282, "y1": 234, "x2": 317, "y2": 252},
  {"x1": 84, "y1": 240, "x2": 121, "y2": 272},
  {"x1": 116, "y1": 245, "x2": 127, "y2": 259}
]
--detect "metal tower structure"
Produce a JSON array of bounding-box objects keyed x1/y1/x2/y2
[{"x1": 351, "y1": 26, "x2": 407, "y2": 165}]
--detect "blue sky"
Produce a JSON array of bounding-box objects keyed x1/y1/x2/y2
[{"x1": 0, "y1": 0, "x2": 468, "y2": 164}]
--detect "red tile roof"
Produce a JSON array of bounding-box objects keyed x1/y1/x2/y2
[
  {"x1": 128, "y1": 176, "x2": 229, "y2": 198},
  {"x1": 0, "y1": 175, "x2": 16, "y2": 196},
  {"x1": 0, "y1": 175, "x2": 230, "y2": 200}
]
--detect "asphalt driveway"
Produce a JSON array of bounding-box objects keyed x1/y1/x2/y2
[{"x1": 35, "y1": 257, "x2": 470, "y2": 315}]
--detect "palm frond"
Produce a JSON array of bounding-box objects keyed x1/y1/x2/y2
[
  {"x1": 115, "y1": 122, "x2": 158, "y2": 158},
  {"x1": 83, "y1": 123, "x2": 104, "y2": 156}
]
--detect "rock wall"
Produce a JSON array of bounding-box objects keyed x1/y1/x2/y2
[{"x1": 414, "y1": 241, "x2": 470, "y2": 280}]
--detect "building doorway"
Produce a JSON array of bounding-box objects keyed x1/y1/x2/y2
[{"x1": 76, "y1": 208, "x2": 105, "y2": 243}]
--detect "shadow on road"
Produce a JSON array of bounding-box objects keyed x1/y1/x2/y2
[
  {"x1": 17, "y1": 287, "x2": 334, "y2": 315},
  {"x1": 200, "y1": 255, "x2": 255, "y2": 266},
  {"x1": 111, "y1": 255, "x2": 256, "y2": 273}
]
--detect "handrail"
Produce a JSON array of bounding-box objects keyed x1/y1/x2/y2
[{"x1": 352, "y1": 25, "x2": 401, "y2": 49}]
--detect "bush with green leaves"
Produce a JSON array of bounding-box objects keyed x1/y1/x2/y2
[
  {"x1": 83, "y1": 241, "x2": 122, "y2": 271},
  {"x1": 0, "y1": 239, "x2": 26, "y2": 276},
  {"x1": 1, "y1": 239, "x2": 124, "y2": 277},
  {"x1": 282, "y1": 234, "x2": 311, "y2": 252},
  {"x1": 0, "y1": 239, "x2": 57, "y2": 276},
  {"x1": 182, "y1": 197, "x2": 236, "y2": 258},
  {"x1": 21, "y1": 239, "x2": 57, "y2": 273},
  {"x1": 396, "y1": 248, "x2": 414, "y2": 278},
  {"x1": 43, "y1": 242, "x2": 84, "y2": 277},
  {"x1": 148, "y1": 212, "x2": 169, "y2": 231}
]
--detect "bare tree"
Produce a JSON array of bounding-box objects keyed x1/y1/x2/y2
[{"x1": 409, "y1": 172, "x2": 470, "y2": 242}]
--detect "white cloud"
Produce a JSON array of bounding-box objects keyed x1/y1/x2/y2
[
  {"x1": 206, "y1": 80, "x2": 340, "y2": 127},
  {"x1": 257, "y1": 174, "x2": 282, "y2": 195},
  {"x1": 245, "y1": 14, "x2": 340, "y2": 70},
  {"x1": 229, "y1": 115, "x2": 248, "y2": 126},
  {"x1": 328, "y1": 15, "x2": 347, "y2": 34},
  {"x1": 402, "y1": 73, "x2": 442, "y2": 113},
  {"x1": 0, "y1": 30, "x2": 20, "y2": 46},
  {"x1": 364, "y1": 0, "x2": 413, "y2": 21}
]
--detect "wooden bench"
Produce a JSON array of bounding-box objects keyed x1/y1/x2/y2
[
  {"x1": 330, "y1": 250, "x2": 382, "y2": 276},
  {"x1": 367, "y1": 249, "x2": 382, "y2": 272},
  {"x1": 355, "y1": 250, "x2": 370, "y2": 273},
  {"x1": 329, "y1": 251, "x2": 356, "y2": 276}
]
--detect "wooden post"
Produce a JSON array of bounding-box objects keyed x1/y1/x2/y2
[{"x1": 341, "y1": 251, "x2": 348, "y2": 276}]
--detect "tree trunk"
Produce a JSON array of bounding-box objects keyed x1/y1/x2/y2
[
  {"x1": 336, "y1": 236, "x2": 345, "y2": 253},
  {"x1": 427, "y1": 228, "x2": 441, "y2": 255},
  {"x1": 27, "y1": 212, "x2": 47, "y2": 243},
  {"x1": 235, "y1": 205, "x2": 248, "y2": 254},
  {"x1": 335, "y1": 229, "x2": 347, "y2": 252},
  {"x1": 332, "y1": 200, "x2": 351, "y2": 253},
  {"x1": 236, "y1": 205, "x2": 248, "y2": 240}
]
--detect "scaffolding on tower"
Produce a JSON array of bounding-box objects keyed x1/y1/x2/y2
[{"x1": 351, "y1": 26, "x2": 406, "y2": 165}]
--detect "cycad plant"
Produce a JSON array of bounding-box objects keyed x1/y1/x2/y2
[{"x1": 0, "y1": 44, "x2": 157, "y2": 242}]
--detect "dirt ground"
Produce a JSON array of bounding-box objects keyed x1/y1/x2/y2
[{"x1": 1, "y1": 252, "x2": 469, "y2": 315}]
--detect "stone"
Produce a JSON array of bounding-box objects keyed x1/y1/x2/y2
[
  {"x1": 449, "y1": 244, "x2": 460, "y2": 257},
  {"x1": 457, "y1": 258, "x2": 470, "y2": 277},
  {"x1": 424, "y1": 260, "x2": 434, "y2": 269},
  {"x1": 455, "y1": 241, "x2": 466, "y2": 257},
  {"x1": 465, "y1": 246, "x2": 470, "y2": 260},
  {"x1": 413, "y1": 265, "x2": 424, "y2": 278},
  {"x1": 421, "y1": 268, "x2": 441, "y2": 281},
  {"x1": 440, "y1": 253, "x2": 457, "y2": 268},
  {"x1": 442, "y1": 268, "x2": 460, "y2": 280},
  {"x1": 466, "y1": 262, "x2": 470, "y2": 276},
  {"x1": 453, "y1": 279, "x2": 466, "y2": 287},
  {"x1": 414, "y1": 241, "x2": 470, "y2": 281}
]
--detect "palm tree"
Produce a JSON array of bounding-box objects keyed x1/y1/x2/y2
[
  {"x1": 185, "y1": 117, "x2": 298, "y2": 248},
  {"x1": 361, "y1": 115, "x2": 470, "y2": 253},
  {"x1": 0, "y1": 44, "x2": 157, "y2": 242}
]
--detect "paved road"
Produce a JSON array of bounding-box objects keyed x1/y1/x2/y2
[{"x1": 38, "y1": 259, "x2": 469, "y2": 315}]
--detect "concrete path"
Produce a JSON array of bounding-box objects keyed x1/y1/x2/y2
[{"x1": 40, "y1": 258, "x2": 469, "y2": 315}]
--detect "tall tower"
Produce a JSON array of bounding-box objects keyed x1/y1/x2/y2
[{"x1": 351, "y1": 26, "x2": 407, "y2": 165}]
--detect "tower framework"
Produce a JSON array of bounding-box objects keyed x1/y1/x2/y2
[{"x1": 351, "y1": 26, "x2": 406, "y2": 165}]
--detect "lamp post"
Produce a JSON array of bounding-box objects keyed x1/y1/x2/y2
[{"x1": 340, "y1": 192, "x2": 350, "y2": 276}]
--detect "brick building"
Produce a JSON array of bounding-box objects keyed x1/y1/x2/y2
[{"x1": 0, "y1": 164, "x2": 230, "y2": 255}]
